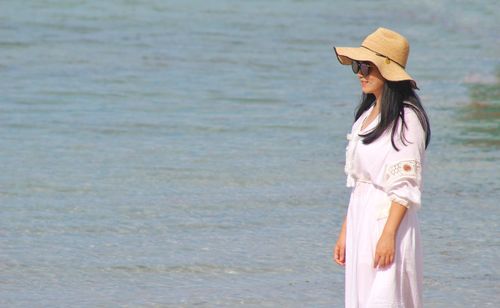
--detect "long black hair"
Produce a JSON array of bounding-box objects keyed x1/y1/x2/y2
[{"x1": 355, "y1": 80, "x2": 431, "y2": 151}]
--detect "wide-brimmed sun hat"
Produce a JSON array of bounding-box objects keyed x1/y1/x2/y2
[{"x1": 333, "y1": 27, "x2": 417, "y2": 89}]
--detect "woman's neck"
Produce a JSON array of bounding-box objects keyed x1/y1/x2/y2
[{"x1": 372, "y1": 97, "x2": 381, "y2": 114}]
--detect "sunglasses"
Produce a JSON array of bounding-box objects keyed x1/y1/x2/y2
[{"x1": 351, "y1": 61, "x2": 372, "y2": 77}]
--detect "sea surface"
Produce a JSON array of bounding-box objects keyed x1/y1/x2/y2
[{"x1": 0, "y1": 0, "x2": 499, "y2": 307}]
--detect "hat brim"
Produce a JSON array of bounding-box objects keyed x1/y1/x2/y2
[{"x1": 333, "y1": 46, "x2": 418, "y2": 89}]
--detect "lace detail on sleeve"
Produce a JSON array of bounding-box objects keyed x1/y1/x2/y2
[
  {"x1": 384, "y1": 160, "x2": 420, "y2": 183},
  {"x1": 383, "y1": 160, "x2": 422, "y2": 209}
]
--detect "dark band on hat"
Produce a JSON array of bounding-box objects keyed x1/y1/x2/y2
[{"x1": 361, "y1": 45, "x2": 406, "y2": 69}]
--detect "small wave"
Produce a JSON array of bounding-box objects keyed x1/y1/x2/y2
[
  {"x1": 224, "y1": 97, "x2": 285, "y2": 105},
  {"x1": 463, "y1": 73, "x2": 497, "y2": 85},
  {"x1": 103, "y1": 263, "x2": 293, "y2": 275},
  {"x1": 0, "y1": 41, "x2": 31, "y2": 48}
]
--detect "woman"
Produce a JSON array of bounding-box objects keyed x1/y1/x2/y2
[{"x1": 332, "y1": 28, "x2": 431, "y2": 307}]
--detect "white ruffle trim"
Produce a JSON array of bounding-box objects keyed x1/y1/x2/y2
[
  {"x1": 389, "y1": 194, "x2": 411, "y2": 209},
  {"x1": 345, "y1": 133, "x2": 358, "y2": 187}
]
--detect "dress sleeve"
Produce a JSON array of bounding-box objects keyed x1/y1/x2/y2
[{"x1": 383, "y1": 108, "x2": 426, "y2": 210}]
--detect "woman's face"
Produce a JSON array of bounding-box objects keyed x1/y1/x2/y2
[{"x1": 357, "y1": 62, "x2": 385, "y2": 98}]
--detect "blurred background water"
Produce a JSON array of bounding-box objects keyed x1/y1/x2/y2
[{"x1": 0, "y1": 0, "x2": 499, "y2": 307}]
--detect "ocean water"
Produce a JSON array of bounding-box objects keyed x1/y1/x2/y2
[{"x1": 0, "y1": 0, "x2": 499, "y2": 307}]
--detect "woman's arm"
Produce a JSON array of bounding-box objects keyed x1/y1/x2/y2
[
  {"x1": 373, "y1": 201, "x2": 407, "y2": 268},
  {"x1": 334, "y1": 215, "x2": 347, "y2": 266},
  {"x1": 374, "y1": 109, "x2": 425, "y2": 268}
]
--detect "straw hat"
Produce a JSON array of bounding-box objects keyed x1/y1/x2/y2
[{"x1": 333, "y1": 27, "x2": 417, "y2": 88}]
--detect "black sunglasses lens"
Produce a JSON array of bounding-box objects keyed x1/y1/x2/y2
[
  {"x1": 360, "y1": 63, "x2": 370, "y2": 76},
  {"x1": 351, "y1": 61, "x2": 359, "y2": 74},
  {"x1": 351, "y1": 61, "x2": 371, "y2": 76},
  {"x1": 352, "y1": 61, "x2": 370, "y2": 76}
]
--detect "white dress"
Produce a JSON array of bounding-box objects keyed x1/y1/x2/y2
[{"x1": 344, "y1": 103, "x2": 424, "y2": 308}]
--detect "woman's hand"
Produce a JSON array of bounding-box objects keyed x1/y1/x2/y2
[
  {"x1": 373, "y1": 201, "x2": 407, "y2": 268},
  {"x1": 373, "y1": 231, "x2": 395, "y2": 268},
  {"x1": 333, "y1": 218, "x2": 347, "y2": 266}
]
